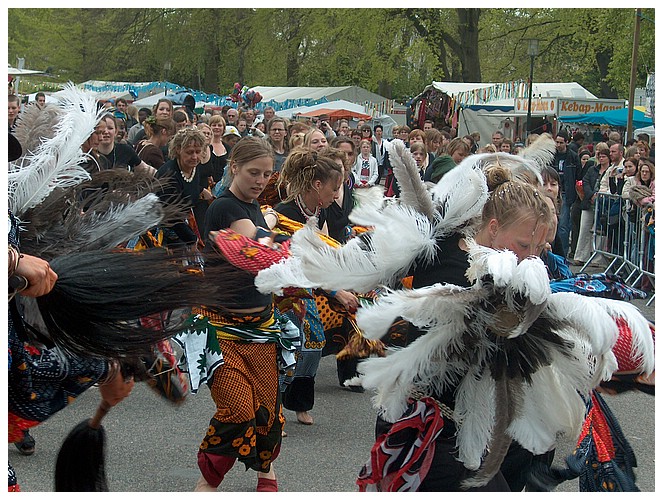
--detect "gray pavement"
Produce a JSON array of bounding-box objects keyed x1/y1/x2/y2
[{"x1": 11, "y1": 292, "x2": 655, "y2": 493}]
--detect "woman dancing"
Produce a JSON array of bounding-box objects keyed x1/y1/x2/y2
[
  {"x1": 193, "y1": 136, "x2": 284, "y2": 492},
  {"x1": 271, "y1": 148, "x2": 358, "y2": 424}
]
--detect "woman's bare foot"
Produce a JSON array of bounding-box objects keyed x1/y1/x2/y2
[
  {"x1": 194, "y1": 475, "x2": 217, "y2": 492},
  {"x1": 296, "y1": 411, "x2": 313, "y2": 425}
]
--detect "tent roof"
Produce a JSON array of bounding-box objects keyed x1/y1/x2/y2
[
  {"x1": 251, "y1": 85, "x2": 389, "y2": 104},
  {"x1": 8, "y1": 65, "x2": 45, "y2": 76},
  {"x1": 559, "y1": 107, "x2": 653, "y2": 129},
  {"x1": 297, "y1": 107, "x2": 372, "y2": 121},
  {"x1": 275, "y1": 99, "x2": 395, "y2": 123},
  {"x1": 426, "y1": 81, "x2": 597, "y2": 107}
]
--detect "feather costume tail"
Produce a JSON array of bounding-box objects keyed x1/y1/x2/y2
[
  {"x1": 20, "y1": 170, "x2": 189, "y2": 259},
  {"x1": 36, "y1": 247, "x2": 252, "y2": 357}
]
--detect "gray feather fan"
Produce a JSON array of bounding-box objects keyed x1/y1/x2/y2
[
  {"x1": 384, "y1": 139, "x2": 434, "y2": 220},
  {"x1": 13, "y1": 104, "x2": 63, "y2": 155}
]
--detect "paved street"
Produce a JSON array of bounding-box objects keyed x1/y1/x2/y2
[{"x1": 11, "y1": 295, "x2": 655, "y2": 493}]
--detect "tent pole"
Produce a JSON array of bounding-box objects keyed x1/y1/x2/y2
[{"x1": 627, "y1": 8, "x2": 642, "y2": 142}]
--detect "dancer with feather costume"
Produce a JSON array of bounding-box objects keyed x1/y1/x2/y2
[
  {"x1": 7, "y1": 85, "x2": 252, "y2": 491},
  {"x1": 255, "y1": 136, "x2": 654, "y2": 491}
]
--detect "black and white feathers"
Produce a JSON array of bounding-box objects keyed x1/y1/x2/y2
[
  {"x1": 8, "y1": 83, "x2": 101, "y2": 217},
  {"x1": 257, "y1": 135, "x2": 556, "y2": 297},
  {"x1": 353, "y1": 241, "x2": 652, "y2": 487},
  {"x1": 19, "y1": 169, "x2": 184, "y2": 260}
]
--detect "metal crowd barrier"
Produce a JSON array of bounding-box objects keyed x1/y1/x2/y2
[{"x1": 580, "y1": 192, "x2": 655, "y2": 306}]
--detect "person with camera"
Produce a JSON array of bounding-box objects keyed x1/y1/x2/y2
[{"x1": 318, "y1": 115, "x2": 336, "y2": 141}]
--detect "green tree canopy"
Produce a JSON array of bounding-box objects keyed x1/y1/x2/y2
[{"x1": 8, "y1": 8, "x2": 654, "y2": 101}]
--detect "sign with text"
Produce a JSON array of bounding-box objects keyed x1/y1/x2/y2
[
  {"x1": 514, "y1": 97, "x2": 624, "y2": 117},
  {"x1": 557, "y1": 98, "x2": 624, "y2": 117},
  {"x1": 515, "y1": 98, "x2": 556, "y2": 115}
]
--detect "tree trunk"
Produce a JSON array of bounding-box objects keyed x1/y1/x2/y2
[
  {"x1": 595, "y1": 49, "x2": 618, "y2": 98},
  {"x1": 456, "y1": 9, "x2": 481, "y2": 82}
]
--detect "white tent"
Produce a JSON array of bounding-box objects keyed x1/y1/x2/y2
[
  {"x1": 428, "y1": 81, "x2": 597, "y2": 107},
  {"x1": 252, "y1": 85, "x2": 390, "y2": 105},
  {"x1": 414, "y1": 81, "x2": 601, "y2": 144},
  {"x1": 26, "y1": 92, "x2": 58, "y2": 104},
  {"x1": 633, "y1": 125, "x2": 655, "y2": 140},
  {"x1": 276, "y1": 99, "x2": 397, "y2": 137}
]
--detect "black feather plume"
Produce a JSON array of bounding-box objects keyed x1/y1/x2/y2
[{"x1": 36, "y1": 246, "x2": 254, "y2": 357}]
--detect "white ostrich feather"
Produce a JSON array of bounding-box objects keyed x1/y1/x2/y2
[
  {"x1": 507, "y1": 364, "x2": 585, "y2": 454},
  {"x1": 351, "y1": 184, "x2": 388, "y2": 212},
  {"x1": 509, "y1": 256, "x2": 551, "y2": 305},
  {"x1": 429, "y1": 156, "x2": 489, "y2": 234},
  {"x1": 361, "y1": 330, "x2": 459, "y2": 423},
  {"x1": 8, "y1": 83, "x2": 101, "y2": 217},
  {"x1": 454, "y1": 365, "x2": 496, "y2": 470},
  {"x1": 255, "y1": 253, "x2": 318, "y2": 294},
  {"x1": 465, "y1": 239, "x2": 518, "y2": 287},
  {"x1": 545, "y1": 293, "x2": 620, "y2": 359},
  {"x1": 384, "y1": 139, "x2": 435, "y2": 220},
  {"x1": 518, "y1": 132, "x2": 556, "y2": 174},
  {"x1": 358, "y1": 284, "x2": 479, "y2": 422},
  {"x1": 355, "y1": 283, "x2": 471, "y2": 339},
  {"x1": 291, "y1": 204, "x2": 438, "y2": 293}
]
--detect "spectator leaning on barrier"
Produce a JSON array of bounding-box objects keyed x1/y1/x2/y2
[{"x1": 573, "y1": 145, "x2": 611, "y2": 265}]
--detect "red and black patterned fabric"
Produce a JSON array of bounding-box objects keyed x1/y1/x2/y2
[{"x1": 357, "y1": 397, "x2": 445, "y2": 492}]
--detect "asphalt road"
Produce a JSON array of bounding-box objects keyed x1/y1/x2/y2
[{"x1": 10, "y1": 294, "x2": 655, "y2": 493}]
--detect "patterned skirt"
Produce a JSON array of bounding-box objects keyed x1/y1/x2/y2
[{"x1": 199, "y1": 318, "x2": 284, "y2": 472}]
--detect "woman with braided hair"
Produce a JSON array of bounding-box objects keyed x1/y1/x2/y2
[
  {"x1": 267, "y1": 148, "x2": 359, "y2": 425},
  {"x1": 135, "y1": 115, "x2": 176, "y2": 169}
]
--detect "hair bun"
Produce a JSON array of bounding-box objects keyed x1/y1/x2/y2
[{"x1": 484, "y1": 159, "x2": 512, "y2": 191}]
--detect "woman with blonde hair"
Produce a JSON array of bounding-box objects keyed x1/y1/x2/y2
[
  {"x1": 155, "y1": 127, "x2": 214, "y2": 242},
  {"x1": 303, "y1": 127, "x2": 328, "y2": 151}
]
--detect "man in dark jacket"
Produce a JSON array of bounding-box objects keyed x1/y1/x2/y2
[
  {"x1": 371, "y1": 124, "x2": 390, "y2": 185},
  {"x1": 550, "y1": 130, "x2": 580, "y2": 258}
]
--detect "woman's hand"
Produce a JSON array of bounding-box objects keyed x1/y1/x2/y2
[
  {"x1": 14, "y1": 253, "x2": 58, "y2": 297},
  {"x1": 333, "y1": 289, "x2": 359, "y2": 313},
  {"x1": 201, "y1": 188, "x2": 214, "y2": 202},
  {"x1": 99, "y1": 363, "x2": 135, "y2": 407}
]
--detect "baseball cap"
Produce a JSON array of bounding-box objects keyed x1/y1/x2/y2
[{"x1": 224, "y1": 126, "x2": 241, "y2": 138}]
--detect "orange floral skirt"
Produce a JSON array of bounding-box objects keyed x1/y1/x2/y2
[{"x1": 199, "y1": 340, "x2": 284, "y2": 472}]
